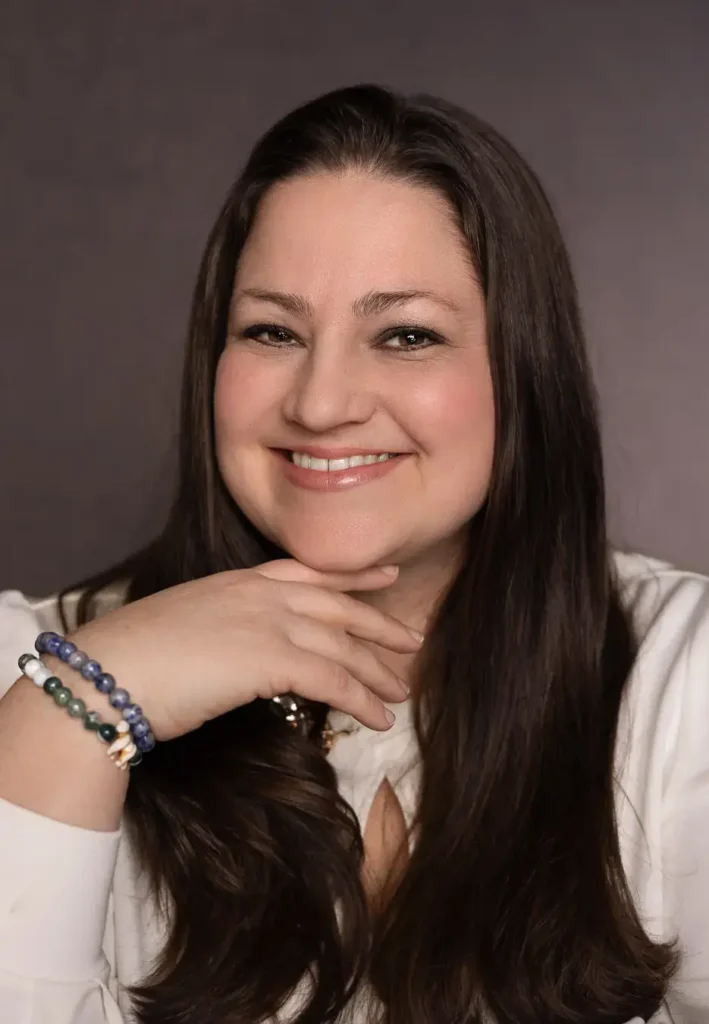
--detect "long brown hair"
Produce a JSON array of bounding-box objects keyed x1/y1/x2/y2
[{"x1": 66, "y1": 85, "x2": 678, "y2": 1023}]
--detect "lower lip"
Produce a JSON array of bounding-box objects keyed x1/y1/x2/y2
[{"x1": 274, "y1": 451, "x2": 409, "y2": 491}]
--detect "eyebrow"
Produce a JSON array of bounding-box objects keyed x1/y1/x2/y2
[{"x1": 234, "y1": 287, "x2": 463, "y2": 318}]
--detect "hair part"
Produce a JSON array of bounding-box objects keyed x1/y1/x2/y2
[{"x1": 67, "y1": 84, "x2": 678, "y2": 1022}]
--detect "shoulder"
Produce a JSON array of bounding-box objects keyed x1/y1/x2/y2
[
  {"x1": 610, "y1": 550, "x2": 709, "y2": 794},
  {"x1": 611, "y1": 549, "x2": 709, "y2": 756},
  {"x1": 611, "y1": 549, "x2": 709, "y2": 832},
  {"x1": 0, "y1": 590, "x2": 48, "y2": 700},
  {"x1": 612, "y1": 549, "x2": 709, "y2": 660}
]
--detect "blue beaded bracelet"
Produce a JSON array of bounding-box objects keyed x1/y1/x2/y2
[{"x1": 34, "y1": 632, "x2": 156, "y2": 756}]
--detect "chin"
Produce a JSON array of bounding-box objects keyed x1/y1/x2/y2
[
  {"x1": 276, "y1": 532, "x2": 401, "y2": 575},
  {"x1": 289, "y1": 549, "x2": 392, "y2": 575}
]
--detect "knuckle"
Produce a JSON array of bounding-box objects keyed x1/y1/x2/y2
[{"x1": 328, "y1": 666, "x2": 353, "y2": 697}]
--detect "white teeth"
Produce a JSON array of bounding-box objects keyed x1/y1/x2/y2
[{"x1": 290, "y1": 452, "x2": 394, "y2": 472}]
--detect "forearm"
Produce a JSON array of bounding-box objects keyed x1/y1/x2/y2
[{"x1": 0, "y1": 655, "x2": 129, "y2": 832}]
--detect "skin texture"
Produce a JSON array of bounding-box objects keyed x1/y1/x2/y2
[{"x1": 216, "y1": 170, "x2": 495, "y2": 638}]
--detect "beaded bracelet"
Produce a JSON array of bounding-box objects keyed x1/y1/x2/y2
[
  {"x1": 32, "y1": 631, "x2": 156, "y2": 758},
  {"x1": 18, "y1": 653, "x2": 142, "y2": 769}
]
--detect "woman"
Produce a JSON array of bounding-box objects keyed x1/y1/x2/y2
[{"x1": 0, "y1": 84, "x2": 707, "y2": 1024}]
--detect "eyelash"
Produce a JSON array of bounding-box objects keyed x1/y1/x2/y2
[{"x1": 238, "y1": 323, "x2": 443, "y2": 353}]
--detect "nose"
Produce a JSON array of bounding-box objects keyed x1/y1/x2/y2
[{"x1": 282, "y1": 345, "x2": 376, "y2": 433}]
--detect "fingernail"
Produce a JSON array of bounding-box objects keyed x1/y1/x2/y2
[
  {"x1": 408, "y1": 628, "x2": 425, "y2": 643},
  {"x1": 379, "y1": 565, "x2": 399, "y2": 576},
  {"x1": 384, "y1": 708, "x2": 396, "y2": 726},
  {"x1": 398, "y1": 677, "x2": 410, "y2": 694}
]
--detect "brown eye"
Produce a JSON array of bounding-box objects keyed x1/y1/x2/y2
[
  {"x1": 241, "y1": 324, "x2": 298, "y2": 346},
  {"x1": 380, "y1": 328, "x2": 439, "y2": 351}
]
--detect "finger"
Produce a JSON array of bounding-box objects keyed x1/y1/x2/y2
[
  {"x1": 256, "y1": 559, "x2": 400, "y2": 592},
  {"x1": 286, "y1": 586, "x2": 424, "y2": 652},
  {"x1": 277, "y1": 651, "x2": 395, "y2": 731},
  {"x1": 286, "y1": 617, "x2": 408, "y2": 702}
]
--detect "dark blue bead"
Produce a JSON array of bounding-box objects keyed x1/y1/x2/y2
[
  {"x1": 135, "y1": 730, "x2": 156, "y2": 753},
  {"x1": 130, "y1": 718, "x2": 151, "y2": 739},
  {"x1": 35, "y1": 632, "x2": 56, "y2": 654},
  {"x1": 45, "y1": 635, "x2": 62, "y2": 655},
  {"x1": 18, "y1": 653, "x2": 35, "y2": 671},
  {"x1": 109, "y1": 688, "x2": 130, "y2": 710},
  {"x1": 123, "y1": 703, "x2": 143, "y2": 725},
  {"x1": 95, "y1": 673, "x2": 116, "y2": 694},
  {"x1": 80, "y1": 659, "x2": 102, "y2": 681},
  {"x1": 57, "y1": 641, "x2": 77, "y2": 662},
  {"x1": 68, "y1": 650, "x2": 89, "y2": 670}
]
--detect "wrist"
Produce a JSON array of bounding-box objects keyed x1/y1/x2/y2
[{"x1": 33, "y1": 628, "x2": 158, "y2": 761}]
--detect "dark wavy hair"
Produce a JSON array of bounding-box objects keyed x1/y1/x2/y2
[{"x1": 66, "y1": 85, "x2": 678, "y2": 1023}]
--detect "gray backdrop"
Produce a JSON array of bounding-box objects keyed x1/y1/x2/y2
[{"x1": 2, "y1": 0, "x2": 708, "y2": 595}]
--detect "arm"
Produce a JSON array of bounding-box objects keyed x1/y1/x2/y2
[{"x1": 0, "y1": 591, "x2": 127, "y2": 1023}]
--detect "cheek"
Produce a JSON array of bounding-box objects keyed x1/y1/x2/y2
[
  {"x1": 213, "y1": 349, "x2": 280, "y2": 446},
  {"x1": 407, "y1": 365, "x2": 495, "y2": 469}
]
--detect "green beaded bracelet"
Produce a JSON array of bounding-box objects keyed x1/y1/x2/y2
[{"x1": 18, "y1": 656, "x2": 143, "y2": 769}]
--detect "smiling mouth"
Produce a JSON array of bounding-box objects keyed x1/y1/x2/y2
[{"x1": 282, "y1": 450, "x2": 401, "y2": 472}]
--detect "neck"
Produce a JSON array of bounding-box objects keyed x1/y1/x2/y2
[{"x1": 354, "y1": 535, "x2": 464, "y2": 685}]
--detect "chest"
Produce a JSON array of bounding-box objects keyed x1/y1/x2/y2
[{"x1": 361, "y1": 777, "x2": 409, "y2": 907}]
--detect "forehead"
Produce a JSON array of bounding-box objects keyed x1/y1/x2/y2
[{"x1": 234, "y1": 170, "x2": 478, "y2": 303}]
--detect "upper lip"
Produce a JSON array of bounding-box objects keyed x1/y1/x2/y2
[{"x1": 275, "y1": 446, "x2": 406, "y2": 458}]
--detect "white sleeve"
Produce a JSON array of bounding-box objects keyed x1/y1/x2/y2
[
  {"x1": 0, "y1": 797, "x2": 125, "y2": 1022},
  {"x1": 0, "y1": 588, "x2": 44, "y2": 699},
  {"x1": 0, "y1": 590, "x2": 126, "y2": 1022},
  {"x1": 661, "y1": 575, "x2": 709, "y2": 1021}
]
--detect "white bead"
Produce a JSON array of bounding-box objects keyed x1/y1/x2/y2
[
  {"x1": 116, "y1": 721, "x2": 130, "y2": 734},
  {"x1": 33, "y1": 665, "x2": 54, "y2": 686},
  {"x1": 23, "y1": 658, "x2": 44, "y2": 683}
]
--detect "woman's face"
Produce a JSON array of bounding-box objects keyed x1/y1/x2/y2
[{"x1": 214, "y1": 170, "x2": 495, "y2": 573}]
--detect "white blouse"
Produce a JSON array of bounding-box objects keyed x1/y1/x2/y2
[{"x1": 0, "y1": 551, "x2": 708, "y2": 1023}]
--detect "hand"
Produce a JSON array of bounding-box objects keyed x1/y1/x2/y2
[{"x1": 69, "y1": 560, "x2": 422, "y2": 741}]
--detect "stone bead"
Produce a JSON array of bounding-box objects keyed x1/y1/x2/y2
[
  {"x1": 127, "y1": 751, "x2": 143, "y2": 767},
  {"x1": 68, "y1": 650, "x2": 89, "y2": 670},
  {"x1": 95, "y1": 673, "x2": 116, "y2": 694},
  {"x1": 57, "y1": 640, "x2": 77, "y2": 662},
  {"x1": 84, "y1": 711, "x2": 103, "y2": 730},
  {"x1": 67, "y1": 697, "x2": 87, "y2": 719},
  {"x1": 109, "y1": 688, "x2": 130, "y2": 710},
  {"x1": 43, "y1": 676, "x2": 62, "y2": 695},
  {"x1": 45, "y1": 635, "x2": 62, "y2": 655},
  {"x1": 98, "y1": 723, "x2": 118, "y2": 743},
  {"x1": 123, "y1": 703, "x2": 143, "y2": 725},
  {"x1": 130, "y1": 718, "x2": 151, "y2": 739},
  {"x1": 80, "y1": 659, "x2": 102, "y2": 681},
  {"x1": 53, "y1": 686, "x2": 72, "y2": 707},
  {"x1": 135, "y1": 730, "x2": 156, "y2": 753},
  {"x1": 18, "y1": 653, "x2": 36, "y2": 671},
  {"x1": 33, "y1": 664, "x2": 55, "y2": 686},
  {"x1": 34, "y1": 632, "x2": 55, "y2": 654},
  {"x1": 21, "y1": 657, "x2": 41, "y2": 679}
]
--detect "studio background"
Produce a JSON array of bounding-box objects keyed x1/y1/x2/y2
[{"x1": 2, "y1": 0, "x2": 708, "y2": 595}]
